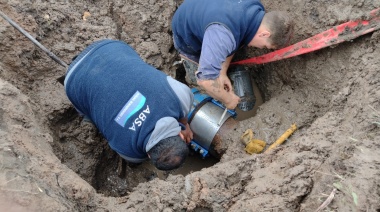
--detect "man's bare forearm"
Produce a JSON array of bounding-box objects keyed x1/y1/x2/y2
[
  {"x1": 198, "y1": 78, "x2": 234, "y2": 106},
  {"x1": 196, "y1": 55, "x2": 239, "y2": 109},
  {"x1": 179, "y1": 117, "x2": 188, "y2": 125},
  {"x1": 221, "y1": 55, "x2": 234, "y2": 75}
]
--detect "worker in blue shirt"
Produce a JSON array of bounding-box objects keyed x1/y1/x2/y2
[
  {"x1": 64, "y1": 39, "x2": 193, "y2": 171},
  {"x1": 172, "y1": 0, "x2": 294, "y2": 109}
]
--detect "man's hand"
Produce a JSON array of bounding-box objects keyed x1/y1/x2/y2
[
  {"x1": 179, "y1": 118, "x2": 193, "y2": 144},
  {"x1": 179, "y1": 123, "x2": 193, "y2": 144},
  {"x1": 224, "y1": 92, "x2": 240, "y2": 109},
  {"x1": 198, "y1": 75, "x2": 240, "y2": 110},
  {"x1": 217, "y1": 74, "x2": 240, "y2": 109}
]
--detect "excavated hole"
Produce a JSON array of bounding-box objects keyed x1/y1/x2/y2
[
  {"x1": 2, "y1": 1, "x2": 379, "y2": 210},
  {"x1": 48, "y1": 60, "x2": 264, "y2": 197},
  {"x1": 49, "y1": 106, "x2": 220, "y2": 197}
]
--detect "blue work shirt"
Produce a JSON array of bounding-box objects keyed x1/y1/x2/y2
[
  {"x1": 172, "y1": 0, "x2": 265, "y2": 80},
  {"x1": 65, "y1": 40, "x2": 193, "y2": 162}
]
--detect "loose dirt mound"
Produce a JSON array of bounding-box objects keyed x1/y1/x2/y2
[{"x1": 1, "y1": 0, "x2": 379, "y2": 211}]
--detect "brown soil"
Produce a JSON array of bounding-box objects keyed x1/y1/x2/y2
[{"x1": 1, "y1": 0, "x2": 380, "y2": 211}]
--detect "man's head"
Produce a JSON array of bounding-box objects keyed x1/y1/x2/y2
[
  {"x1": 248, "y1": 11, "x2": 294, "y2": 49},
  {"x1": 148, "y1": 135, "x2": 189, "y2": 170}
]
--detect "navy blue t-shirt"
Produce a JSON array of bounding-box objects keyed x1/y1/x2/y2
[
  {"x1": 172, "y1": 0, "x2": 265, "y2": 56},
  {"x1": 65, "y1": 40, "x2": 187, "y2": 159}
]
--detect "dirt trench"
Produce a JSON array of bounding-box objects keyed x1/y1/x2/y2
[{"x1": 1, "y1": 0, "x2": 380, "y2": 211}]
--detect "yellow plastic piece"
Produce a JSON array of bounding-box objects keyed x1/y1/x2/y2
[
  {"x1": 264, "y1": 124, "x2": 297, "y2": 153},
  {"x1": 245, "y1": 139, "x2": 266, "y2": 154},
  {"x1": 240, "y1": 129, "x2": 267, "y2": 154}
]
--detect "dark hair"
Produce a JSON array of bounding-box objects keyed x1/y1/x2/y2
[
  {"x1": 263, "y1": 11, "x2": 294, "y2": 48},
  {"x1": 148, "y1": 135, "x2": 189, "y2": 171}
]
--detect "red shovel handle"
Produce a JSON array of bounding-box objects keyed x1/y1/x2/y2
[{"x1": 231, "y1": 8, "x2": 380, "y2": 66}]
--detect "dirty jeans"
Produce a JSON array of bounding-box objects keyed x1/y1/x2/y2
[
  {"x1": 181, "y1": 56, "x2": 199, "y2": 87},
  {"x1": 173, "y1": 35, "x2": 201, "y2": 88}
]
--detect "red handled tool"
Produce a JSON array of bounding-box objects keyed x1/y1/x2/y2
[{"x1": 231, "y1": 8, "x2": 380, "y2": 66}]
